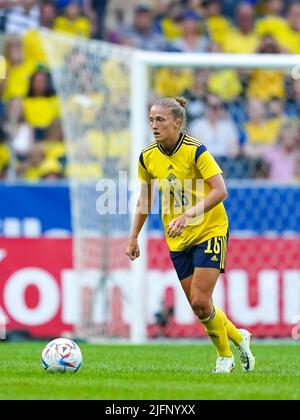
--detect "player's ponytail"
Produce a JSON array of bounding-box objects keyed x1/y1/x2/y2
[{"x1": 154, "y1": 97, "x2": 188, "y2": 129}]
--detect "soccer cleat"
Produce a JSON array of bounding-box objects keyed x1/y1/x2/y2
[
  {"x1": 212, "y1": 356, "x2": 235, "y2": 374},
  {"x1": 234, "y1": 329, "x2": 255, "y2": 373}
]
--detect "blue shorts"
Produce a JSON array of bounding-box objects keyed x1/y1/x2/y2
[{"x1": 170, "y1": 234, "x2": 229, "y2": 281}]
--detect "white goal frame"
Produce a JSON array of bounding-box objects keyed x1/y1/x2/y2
[
  {"x1": 130, "y1": 52, "x2": 300, "y2": 343},
  {"x1": 41, "y1": 30, "x2": 300, "y2": 343}
]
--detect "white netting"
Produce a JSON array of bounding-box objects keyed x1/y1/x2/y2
[{"x1": 41, "y1": 31, "x2": 136, "y2": 339}]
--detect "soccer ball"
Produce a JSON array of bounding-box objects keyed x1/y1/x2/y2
[{"x1": 41, "y1": 338, "x2": 82, "y2": 373}]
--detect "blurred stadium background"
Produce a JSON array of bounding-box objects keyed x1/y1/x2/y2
[{"x1": 0, "y1": 0, "x2": 300, "y2": 343}]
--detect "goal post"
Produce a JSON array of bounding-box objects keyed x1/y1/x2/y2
[
  {"x1": 41, "y1": 30, "x2": 300, "y2": 342},
  {"x1": 130, "y1": 55, "x2": 148, "y2": 343},
  {"x1": 133, "y1": 51, "x2": 300, "y2": 68}
]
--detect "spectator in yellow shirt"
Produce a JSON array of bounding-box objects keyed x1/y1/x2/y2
[
  {"x1": 208, "y1": 69, "x2": 242, "y2": 102},
  {"x1": 279, "y1": 1, "x2": 300, "y2": 54},
  {"x1": 244, "y1": 98, "x2": 282, "y2": 158},
  {"x1": 221, "y1": 3, "x2": 260, "y2": 53},
  {"x1": 23, "y1": 2, "x2": 57, "y2": 66},
  {"x1": 1, "y1": 36, "x2": 36, "y2": 102},
  {"x1": 23, "y1": 71, "x2": 60, "y2": 140},
  {"x1": 255, "y1": 0, "x2": 288, "y2": 43},
  {"x1": 39, "y1": 158, "x2": 63, "y2": 180},
  {"x1": 154, "y1": 67, "x2": 193, "y2": 98},
  {"x1": 248, "y1": 35, "x2": 285, "y2": 101},
  {"x1": 153, "y1": 1, "x2": 183, "y2": 41},
  {"x1": 22, "y1": 144, "x2": 44, "y2": 181},
  {"x1": 43, "y1": 119, "x2": 66, "y2": 172},
  {"x1": 201, "y1": 0, "x2": 232, "y2": 46},
  {"x1": 54, "y1": 0, "x2": 92, "y2": 38},
  {"x1": 256, "y1": 0, "x2": 300, "y2": 53}
]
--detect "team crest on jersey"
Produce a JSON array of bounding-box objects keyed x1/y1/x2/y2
[{"x1": 167, "y1": 173, "x2": 177, "y2": 188}]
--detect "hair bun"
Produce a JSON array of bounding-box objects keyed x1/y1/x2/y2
[{"x1": 175, "y1": 97, "x2": 188, "y2": 108}]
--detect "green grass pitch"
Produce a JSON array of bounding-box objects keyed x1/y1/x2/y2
[{"x1": 1, "y1": 342, "x2": 300, "y2": 400}]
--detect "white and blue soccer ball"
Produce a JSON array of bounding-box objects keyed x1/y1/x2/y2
[{"x1": 41, "y1": 338, "x2": 82, "y2": 373}]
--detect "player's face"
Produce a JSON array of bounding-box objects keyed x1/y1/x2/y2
[{"x1": 150, "y1": 106, "x2": 182, "y2": 143}]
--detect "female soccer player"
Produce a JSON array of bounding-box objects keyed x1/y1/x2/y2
[{"x1": 125, "y1": 97, "x2": 255, "y2": 373}]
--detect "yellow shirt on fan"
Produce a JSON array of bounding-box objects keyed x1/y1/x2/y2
[
  {"x1": 54, "y1": 16, "x2": 92, "y2": 38},
  {"x1": 220, "y1": 28, "x2": 260, "y2": 53},
  {"x1": 23, "y1": 30, "x2": 48, "y2": 66},
  {"x1": 138, "y1": 133, "x2": 228, "y2": 252},
  {"x1": 23, "y1": 96, "x2": 60, "y2": 128},
  {"x1": 3, "y1": 60, "x2": 36, "y2": 102},
  {"x1": 206, "y1": 15, "x2": 232, "y2": 46}
]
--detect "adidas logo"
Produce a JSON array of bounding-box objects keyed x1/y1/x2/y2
[
  {"x1": 168, "y1": 165, "x2": 174, "y2": 170},
  {"x1": 211, "y1": 255, "x2": 219, "y2": 262}
]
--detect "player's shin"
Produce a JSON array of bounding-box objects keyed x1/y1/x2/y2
[
  {"x1": 216, "y1": 307, "x2": 243, "y2": 346},
  {"x1": 200, "y1": 306, "x2": 232, "y2": 357}
]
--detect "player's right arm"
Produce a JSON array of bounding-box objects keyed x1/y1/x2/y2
[
  {"x1": 125, "y1": 152, "x2": 154, "y2": 261},
  {"x1": 125, "y1": 182, "x2": 153, "y2": 261}
]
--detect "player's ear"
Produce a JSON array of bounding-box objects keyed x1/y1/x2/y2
[{"x1": 175, "y1": 118, "x2": 182, "y2": 129}]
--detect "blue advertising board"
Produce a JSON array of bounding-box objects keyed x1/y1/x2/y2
[{"x1": 0, "y1": 183, "x2": 299, "y2": 236}]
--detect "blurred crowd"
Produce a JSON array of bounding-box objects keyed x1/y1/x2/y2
[{"x1": 0, "y1": 0, "x2": 299, "y2": 182}]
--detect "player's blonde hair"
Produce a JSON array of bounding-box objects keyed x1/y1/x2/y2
[{"x1": 154, "y1": 97, "x2": 188, "y2": 128}]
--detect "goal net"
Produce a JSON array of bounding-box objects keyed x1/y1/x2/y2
[
  {"x1": 42, "y1": 31, "x2": 147, "y2": 342},
  {"x1": 42, "y1": 30, "x2": 300, "y2": 341}
]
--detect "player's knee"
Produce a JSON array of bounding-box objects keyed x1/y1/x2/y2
[{"x1": 190, "y1": 297, "x2": 211, "y2": 318}]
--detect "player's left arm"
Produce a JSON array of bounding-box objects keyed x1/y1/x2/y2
[
  {"x1": 192, "y1": 173, "x2": 228, "y2": 215},
  {"x1": 167, "y1": 174, "x2": 228, "y2": 238}
]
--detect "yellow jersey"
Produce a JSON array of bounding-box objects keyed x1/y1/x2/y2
[
  {"x1": 138, "y1": 133, "x2": 228, "y2": 252},
  {"x1": 23, "y1": 97, "x2": 60, "y2": 128}
]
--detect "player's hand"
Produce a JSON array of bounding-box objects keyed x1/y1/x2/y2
[
  {"x1": 125, "y1": 237, "x2": 140, "y2": 261},
  {"x1": 167, "y1": 213, "x2": 190, "y2": 238}
]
